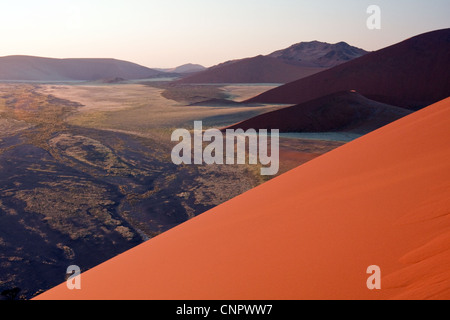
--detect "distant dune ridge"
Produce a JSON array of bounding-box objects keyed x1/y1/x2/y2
[
  {"x1": 178, "y1": 41, "x2": 368, "y2": 84},
  {"x1": 35, "y1": 97, "x2": 450, "y2": 300},
  {"x1": 0, "y1": 56, "x2": 166, "y2": 81},
  {"x1": 226, "y1": 91, "x2": 412, "y2": 134},
  {"x1": 179, "y1": 55, "x2": 324, "y2": 84},
  {"x1": 246, "y1": 29, "x2": 450, "y2": 110}
]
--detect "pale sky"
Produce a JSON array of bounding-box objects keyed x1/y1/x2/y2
[{"x1": 0, "y1": 0, "x2": 448, "y2": 68}]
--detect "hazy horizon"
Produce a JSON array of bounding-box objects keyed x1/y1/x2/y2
[{"x1": 0, "y1": 0, "x2": 449, "y2": 68}]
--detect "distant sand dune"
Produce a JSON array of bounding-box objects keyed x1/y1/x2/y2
[
  {"x1": 178, "y1": 55, "x2": 324, "y2": 84},
  {"x1": 246, "y1": 29, "x2": 450, "y2": 110}
]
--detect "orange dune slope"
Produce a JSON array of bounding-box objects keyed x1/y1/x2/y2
[{"x1": 36, "y1": 98, "x2": 450, "y2": 300}]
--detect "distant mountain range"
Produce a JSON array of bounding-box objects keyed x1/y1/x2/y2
[
  {"x1": 0, "y1": 40, "x2": 367, "y2": 83},
  {"x1": 0, "y1": 56, "x2": 167, "y2": 81},
  {"x1": 246, "y1": 29, "x2": 450, "y2": 110},
  {"x1": 155, "y1": 63, "x2": 207, "y2": 74},
  {"x1": 178, "y1": 41, "x2": 369, "y2": 84},
  {"x1": 268, "y1": 40, "x2": 368, "y2": 68}
]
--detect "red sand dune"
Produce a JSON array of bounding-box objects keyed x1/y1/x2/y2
[
  {"x1": 246, "y1": 29, "x2": 450, "y2": 110},
  {"x1": 227, "y1": 91, "x2": 412, "y2": 134},
  {"x1": 177, "y1": 55, "x2": 324, "y2": 84},
  {"x1": 36, "y1": 97, "x2": 450, "y2": 300}
]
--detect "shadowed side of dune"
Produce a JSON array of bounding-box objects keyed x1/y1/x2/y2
[
  {"x1": 226, "y1": 91, "x2": 412, "y2": 134},
  {"x1": 35, "y1": 97, "x2": 450, "y2": 300}
]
